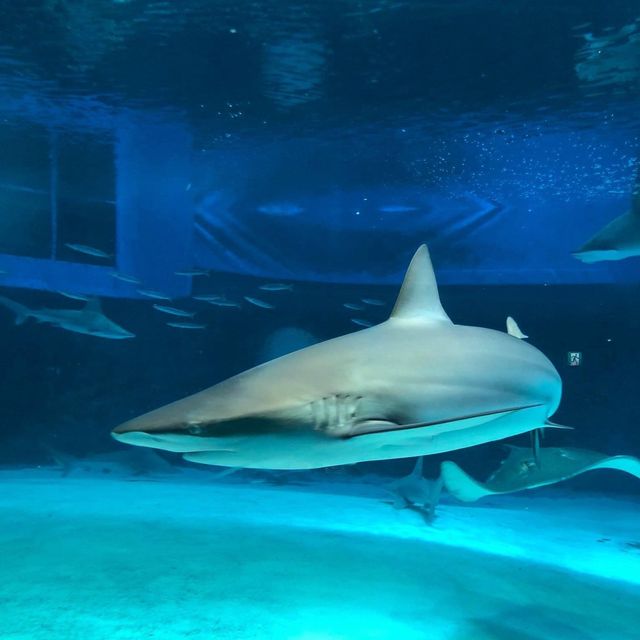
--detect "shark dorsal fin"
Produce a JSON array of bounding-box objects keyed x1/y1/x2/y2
[
  {"x1": 506, "y1": 316, "x2": 528, "y2": 339},
  {"x1": 390, "y1": 245, "x2": 451, "y2": 323},
  {"x1": 84, "y1": 298, "x2": 102, "y2": 313},
  {"x1": 411, "y1": 456, "x2": 424, "y2": 477}
]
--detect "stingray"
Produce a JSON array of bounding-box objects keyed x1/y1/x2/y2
[{"x1": 441, "y1": 445, "x2": 640, "y2": 502}]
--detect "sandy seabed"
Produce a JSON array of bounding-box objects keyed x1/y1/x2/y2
[{"x1": 1, "y1": 467, "x2": 639, "y2": 640}]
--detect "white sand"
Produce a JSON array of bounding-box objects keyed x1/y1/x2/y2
[{"x1": 0, "y1": 468, "x2": 639, "y2": 639}]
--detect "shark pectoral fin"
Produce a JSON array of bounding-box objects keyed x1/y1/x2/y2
[
  {"x1": 357, "y1": 404, "x2": 544, "y2": 440},
  {"x1": 391, "y1": 495, "x2": 408, "y2": 509},
  {"x1": 183, "y1": 450, "x2": 238, "y2": 466},
  {"x1": 440, "y1": 461, "x2": 494, "y2": 502},
  {"x1": 381, "y1": 490, "x2": 409, "y2": 509}
]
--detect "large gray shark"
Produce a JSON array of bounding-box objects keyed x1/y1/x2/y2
[
  {"x1": 0, "y1": 295, "x2": 134, "y2": 339},
  {"x1": 112, "y1": 244, "x2": 563, "y2": 470},
  {"x1": 441, "y1": 445, "x2": 640, "y2": 502},
  {"x1": 573, "y1": 171, "x2": 640, "y2": 263}
]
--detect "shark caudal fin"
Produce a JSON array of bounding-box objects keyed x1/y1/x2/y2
[
  {"x1": 390, "y1": 245, "x2": 452, "y2": 324},
  {"x1": 0, "y1": 295, "x2": 33, "y2": 326}
]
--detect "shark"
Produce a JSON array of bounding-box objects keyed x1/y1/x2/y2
[
  {"x1": 573, "y1": 169, "x2": 640, "y2": 263},
  {"x1": 0, "y1": 295, "x2": 135, "y2": 339},
  {"x1": 112, "y1": 244, "x2": 563, "y2": 470},
  {"x1": 43, "y1": 443, "x2": 179, "y2": 477},
  {"x1": 441, "y1": 445, "x2": 640, "y2": 502},
  {"x1": 383, "y1": 457, "x2": 443, "y2": 522}
]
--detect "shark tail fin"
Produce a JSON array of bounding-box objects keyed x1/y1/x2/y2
[
  {"x1": 440, "y1": 461, "x2": 494, "y2": 502},
  {"x1": 0, "y1": 295, "x2": 32, "y2": 325}
]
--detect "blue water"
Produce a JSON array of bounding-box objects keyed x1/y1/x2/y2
[{"x1": 0, "y1": 2, "x2": 639, "y2": 638}]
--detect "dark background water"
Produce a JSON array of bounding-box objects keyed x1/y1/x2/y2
[{"x1": 0, "y1": 1, "x2": 639, "y2": 493}]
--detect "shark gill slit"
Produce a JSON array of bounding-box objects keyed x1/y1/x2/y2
[{"x1": 310, "y1": 394, "x2": 363, "y2": 435}]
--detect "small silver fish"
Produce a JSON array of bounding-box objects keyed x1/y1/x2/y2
[
  {"x1": 361, "y1": 298, "x2": 386, "y2": 306},
  {"x1": 110, "y1": 272, "x2": 141, "y2": 285},
  {"x1": 343, "y1": 302, "x2": 365, "y2": 311},
  {"x1": 351, "y1": 318, "x2": 373, "y2": 328},
  {"x1": 137, "y1": 289, "x2": 172, "y2": 301},
  {"x1": 244, "y1": 296, "x2": 275, "y2": 309},
  {"x1": 193, "y1": 294, "x2": 224, "y2": 302},
  {"x1": 166, "y1": 322, "x2": 207, "y2": 330},
  {"x1": 378, "y1": 205, "x2": 419, "y2": 213},
  {"x1": 65, "y1": 243, "x2": 112, "y2": 259},
  {"x1": 57, "y1": 291, "x2": 90, "y2": 301},
  {"x1": 153, "y1": 304, "x2": 196, "y2": 318},
  {"x1": 175, "y1": 269, "x2": 209, "y2": 277},
  {"x1": 257, "y1": 203, "x2": 304, "y2": 216},
  {"x1": 208, "y1": 299, "x2": 241, "y2": 308},
  {"x1": 258, "y1": 283, "x2": 293, "y2": 291}
]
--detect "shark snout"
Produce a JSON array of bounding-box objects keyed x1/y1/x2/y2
[
  {"x1": 111, "y1": 405, "x2": 212, "y2": 453},
  {"x1": 111, "y1": 385, "x2": 228, "y2": 441}
]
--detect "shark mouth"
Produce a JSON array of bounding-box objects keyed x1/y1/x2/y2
[
  {"x1": 111, "y1": 403, "x2": 545, "y2": 454},
  {"x1": 111, "y1": 430, "x2": 231, "y2": 453}
]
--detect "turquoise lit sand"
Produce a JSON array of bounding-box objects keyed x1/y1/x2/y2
[{"x1": 1, "y1": 468, "x2": 639, "y2": 639}]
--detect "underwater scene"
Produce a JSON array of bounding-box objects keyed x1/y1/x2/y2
[{"x1": 1, "y1": 1, "x2": 640, "y2": 638}]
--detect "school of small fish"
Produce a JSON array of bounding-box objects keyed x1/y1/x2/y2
[{"x1": 0, "y1": 218, "x2": 400, "y2": 342}]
